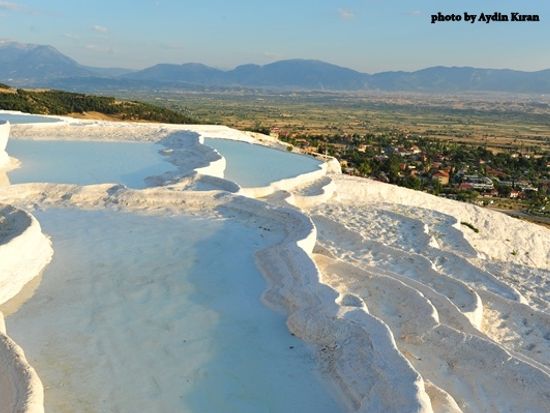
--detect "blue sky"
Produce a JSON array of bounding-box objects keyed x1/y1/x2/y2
[{"x1": 1, "y1": 0, "x2": 549, "y2": 72}]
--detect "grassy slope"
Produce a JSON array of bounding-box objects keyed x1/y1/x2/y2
[{"x1": 0, "y1": 85, "x2": 196, "y2": 124}]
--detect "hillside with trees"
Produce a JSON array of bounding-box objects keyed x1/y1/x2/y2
[{"x1": 0, "y1": 85, "x2": 195, "y2": 124}]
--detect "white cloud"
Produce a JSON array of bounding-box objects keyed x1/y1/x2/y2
[
  {"x1": 92, "y1": 25, "x2": 109, "y2": 34},
  {"x1": 0, "y1": 1, "x2": 42, "y2": 15},
  {"x1": 0, "y1": 1, "x2": 21, "y2": 11},
  {"x1": 338, "y1": 8, "x2": 355, "y2": 20}
]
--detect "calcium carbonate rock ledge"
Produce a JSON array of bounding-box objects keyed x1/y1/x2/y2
[
  {"x1": 188, "y1": 127, "x2": 340, "y2": 199},
  {"x1": 9, "y1": 117, "x2": 340, "y2": 200},
  {"x1": 0, "y1": 117, "x2": 426, "y2": 412},
  {"x1": 284, "y1": 176, "x2": 337, "y2": 209},
  {"x1": 235, "y1": 146, "x2": 340, "y2": 200},
  {"x1": 237, "y1": 164, "x2": 329, "y2": 198},
  {"x1": 0, "y1": 205, "x2": 53, "y2": 413},
  {"x1": 0, "y1": 206, "x2": 54, "y2": 304},
  {"x1": 0, "y1": 121, "x2": 10, "y2": 167},
  {"x1": 0, "y1": 183, "x2": 433, "y2": 413},
  {"x1": 0, "y1": 118, "x2": 432, "y2": 412},
  {"x1": 0, "y1": 319, "x2": 44, "y2": 413},
  {"x1": 3, "y1": 118, "x2": 431, "y2": 412}
]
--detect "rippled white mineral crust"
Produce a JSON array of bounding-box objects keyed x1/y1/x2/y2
[
  {"x1": 0, "y1": 121, "x2": 10, "y2": 167},
  {"x1": 0, "y1": 117, "x2": 52, "y2": 413},
  {"x1": 0, "y1": 206, "x2": 52, "y2": 413},
  {"x1": 1, "y1": 116, "x2": 549, "y2": 413}
]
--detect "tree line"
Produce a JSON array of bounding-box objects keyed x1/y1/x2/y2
[{"x1": 0, "y1": 87, "x2": 196, "y2": 124}]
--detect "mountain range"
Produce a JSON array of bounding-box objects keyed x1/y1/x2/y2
[{"x1": 2, "y1": 41, "x2": 550, "y2": 93}]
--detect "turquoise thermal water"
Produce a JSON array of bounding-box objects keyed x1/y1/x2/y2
[
  {"x1": 0, "y1": 113, "x2": 60, "y2": 124},
  {"x1": 204, "y1": 138, "x2": 322, "y2": 187},
  {"x1": 6, "y1": 208, "x2": 342, "y2": 413},
  {"x1": 6, "y1": 140, "x2": 174, "y2": 188}
]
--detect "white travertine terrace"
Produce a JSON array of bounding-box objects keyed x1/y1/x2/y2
[
  {"x1": 0, "y1": 121, "x2": 10, "y2": 167},
  {"x1": 0, "y1": 119, "x2": 52, "y2": 413},
  {"x1": 0, "y1": 205, "x2": 52, "y2": 413},
  {"x1": 0, "y1": 184, "x2": 434, "y2": 413},
  {"x1": 1, "y1": 113, "x2": 549, "y2": 413}
]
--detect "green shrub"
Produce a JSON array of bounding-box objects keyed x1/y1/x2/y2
[{"x1": 0, "y1": 87, "x2": 196, "y2": 124}]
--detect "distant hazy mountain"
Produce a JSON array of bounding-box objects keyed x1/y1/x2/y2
[
  {"x1": 369, "y1": 66, "x2": 550, "y2": 93},
  {"x1": 0, "y1": 41, "x2": 88, "y2": 82},
  {"x1": 125, "y1": 63, "x2": 225, "y2": 85},
  {"x1": 83, "y1": 66, "x2": 136, "y2": 77},
  {"x1": 0, "y1": 41, "x2": 134, "y2": 84},
  {"x1": 2, "y1": 41, "x2": 550, "y2": 93},
  {"x1": 123, "y1": 61, "x2": 550, "y2": 93},
  {"x1": 121, "y1": 59, "x2": 369, "y2": 90},
  {"x1": 233, "y1": 60, "x2": 369, "y2": 89}
]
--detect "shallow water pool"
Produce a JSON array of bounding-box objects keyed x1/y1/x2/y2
[
  {"x1": 0, "y1": 113, "x2": 61, "y2": 124},
  {"x1": 6, "y1": 139, "x2": 175, "y2": 188},
  {"x1": 5, "y1": 208, "x2": 342, "y2": 413},
  {"x1": 204, "y1": 138, "x2": 322, "y2": 187}
]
